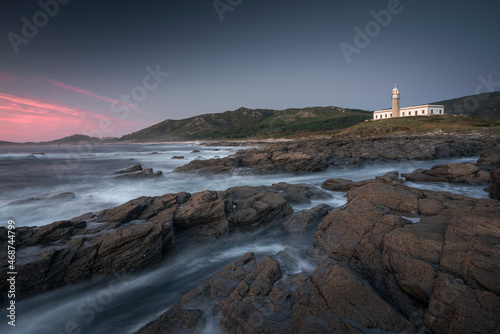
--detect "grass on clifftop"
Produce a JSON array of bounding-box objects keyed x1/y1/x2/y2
[{"x1": 337, "y1": 115, "x2": 500, "y2": 138}]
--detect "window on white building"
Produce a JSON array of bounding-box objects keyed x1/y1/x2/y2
[{"x1": 402, "y1": 112, "x2": 405, "y2": 116}]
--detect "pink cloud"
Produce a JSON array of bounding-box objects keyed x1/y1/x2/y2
[
  {"x1": 47, "y1": 79, "x2": 119, "y2": 105},
  {"x1": 46, "y1": 79, "x2": 147, "y2": 114},
  {"x1": 0, "y1": 92, "x2": 80, "y2": 116},
  {"x1": 0, "y1": 92, "x2": 142, "y2": 142}
]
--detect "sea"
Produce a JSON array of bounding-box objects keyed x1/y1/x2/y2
[{"x1": 0, "y1": 143, "x2": 489, "y2": 333}]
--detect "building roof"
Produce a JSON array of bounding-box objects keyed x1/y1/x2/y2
[{"x1": 373, "y1": 104, "x2": 445, "y2": 114}]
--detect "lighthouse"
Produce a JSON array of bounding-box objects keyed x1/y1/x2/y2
[
  {"x1": 392, "y1": 84, "x2": 400, "y2": 118},
  {"x1": 373, "y1": 84, "x2": 444, "y2": 120}
]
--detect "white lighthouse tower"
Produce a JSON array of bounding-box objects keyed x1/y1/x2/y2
[
  {"x1": 373, "y1": 84, "x2": 444, "y2": 120},
  {"x1": 392, "y1": 84, "x2": 400, "y2": 118}
]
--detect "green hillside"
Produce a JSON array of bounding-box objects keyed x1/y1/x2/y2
[
  {"x1": 120, "y1": 106, "x2": 371, "y2": 141},
  {"x1": 338, "y1": 114, "x2": 500, "y2": 138},
  {"x1": 115, "y1": 90, "x2": 500, "y2": 142},
  {"x1": 431, "y1": 91, "x2": 500, "y2": 120}
]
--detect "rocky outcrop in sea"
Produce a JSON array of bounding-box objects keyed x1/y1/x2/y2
[
  {"x1": 174, "y1": 134, "x2": 499, "y2": 175},
  {"x1": 0, "y1": 183, "x2": 331, "y2": 300}
]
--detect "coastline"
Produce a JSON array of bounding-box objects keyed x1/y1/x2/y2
[{"x1": 1, "y1": 132, "x2": 499, "y2": 333}]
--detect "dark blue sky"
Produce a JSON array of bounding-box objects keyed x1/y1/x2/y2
[{"x1": 1, "y1": 0, "x2": 499, "y2": 141}]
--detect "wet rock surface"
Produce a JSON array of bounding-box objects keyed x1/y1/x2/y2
[
  {"x1": 0, "y1": 183, "x2": 330, "y2": 300},
  {"x1": 402, "y1": 162, "x2": 490, "y2": 184},
  {"x1": 8, "y1": 192, "x2": 76, "y2": 205},
  {"x1": 114, "y1": 163, "x2": 143, "y2": 174},
  {"x1": 114, "y1": 168, "x2": 163, "y2": 179},
  {"x1": 174, "y1": 134, "x2": 496, "y2": 175},
  {"x1": 139, "y1": 180, "x2": 500, "y2": 333}
]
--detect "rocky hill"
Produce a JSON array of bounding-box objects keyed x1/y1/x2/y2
[
  {"x1": 0, "y1": 135, "x2": 104, "y2": 146},
  {"x1": 431, "y1": 91, "x2": 500, "y2": 119},
  {"x1": 119, "y1": 106, "x2": 371, "y2": 142},
  {"x1": 119, "y1": 91, "x2": 500, "y2": 142}
]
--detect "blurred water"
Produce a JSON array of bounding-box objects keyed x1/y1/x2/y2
[
  {"x1": 0, "y1": 144, "x2": 490, "y2": 334},
  {"x1": 0, "y1": 228, "x2": 305, "y2": 334},
  {"x1": 0, "y1": 144, "x2": 486, "y2": 228}
]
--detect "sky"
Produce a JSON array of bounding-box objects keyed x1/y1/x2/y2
[{"x1": 1, "y1": 0, "x2": 499, "y2": 142}]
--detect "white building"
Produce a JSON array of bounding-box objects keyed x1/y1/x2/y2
[{"x1": 373, "y1": 85, "x2": 444, "y2": 120}]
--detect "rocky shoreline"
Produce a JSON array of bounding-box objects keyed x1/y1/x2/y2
[
  {"x1": 0, "y1": 183, "x2": 331, "y2": 299},
  {"x1": 1, "y1": 134, "x2": 499, "y2": 333},
  {"x1": 138, "y1": 175, "x2": 500, "y2": 334},
  {"x1": 174, "y1": 133, "x2": 499, "y2": 175}
]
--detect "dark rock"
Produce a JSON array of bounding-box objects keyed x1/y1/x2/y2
[
  {"x1": 425, "y1": 272, "x2": 500, "y2": 333},
  {"x1": 402, "y1": 162, "x2": 490, "y2": 185},
  {"x1": 174, "y1": 134, "x2": 497, "y2": 175},
  {"x1": 321, "y1": 178, "x2": 365, "y2": 191},
  {"x1": 262, "y1": 182, "x2": 332, "y2": 204},
  {"x1": 490, "y1": 160, "x2": 500, "y2": 200},
  {"x1": 380, "y1": 170, "x2": 401, "y2": 181},
  {"x1": 48, "y1": 192, "x2": 76, "y2": 200},
  {"x1": 173, "y1": 190, "x2": 231, "y2": 241},
  {"x1": 137, "y1": 179, "x2": 500, "y2": 333},
  {"x1": 231, "y1": 191, "x2": 293, "y2": 231},
  {"x1": 191, "y1": 149, "x2": 201, "y2": 153},
  {"x1": 228, "y1": 183, "x2": 332, "y2": 205},
  {"x1": 429, "y1": 162, "x2": 478, "y2": 180},
  {"x1": 114, "y1": 168, "x2": 163, "y2": 179},
  {"x1": 314, "y1": 181, "x2": 500, "y2": 332},
  {"x1": 171, "y1": 156, "x2": 185, "y2": 159},
  {"x1": 282, "y1": 204, "x2": 332, "y2": 235},
  {"x1": 113, "y1": 163, "x2": 143, "y2": 174},
  {"x1": 9, "y1": 192, "x2": 76, "y2": 205},
  {"x1": 402, "y1": 168, "x2": 449, "y2": 183},
  {"x1": 139, "y1": 252, "x2": 414, "y2": 333},
  {"x1": 477, "y1": 147, "x2": 500, "y2": 170},
  {"x1": 311, "y1": 263, "x2": 414, "y2": 332},
  {"x1": 1, "y1": 184, "x2": 320, "y2": 299}
]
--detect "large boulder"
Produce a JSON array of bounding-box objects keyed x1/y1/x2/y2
[
  {"x1": 282, "y1": 204, "x2": 332, "y2": 235},
  {"x1": 321, "y1": 178, "x2": 367, "y2": 191},
  {"x1": 402, "y1": 162, "x2": 490, "y2": 185},
  {"x1": 429, "y1": 162, "x2": 479, "y2": 181},
  {"x1": 314, "y1": 181, "x2": 500, "y2": 332},
  {"x1": 113, "y1": 163, "x2": 143, "y2": 174},
  {"x1": 230, "y1": 191, "x2": 293, "y2": 231}
]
